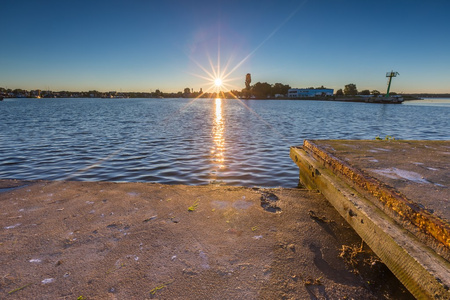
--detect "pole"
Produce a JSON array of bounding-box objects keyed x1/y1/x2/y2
[
  {"x1": 386, "y1": 75, "x2": 393, "y2": 97},
  {"x1": 385, "y1": 71, "x2": 399, "y2": 97}
]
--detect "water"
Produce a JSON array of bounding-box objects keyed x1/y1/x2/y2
[
  {"x1": 402, "y1": 98, "x2": 450, "y2": 107},
  {"x1": 1, "y1": 98, "x2": 449, "y2": 187}
]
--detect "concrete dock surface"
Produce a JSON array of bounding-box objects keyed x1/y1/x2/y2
[
  {"x1": 0, "y1": 180, "x2": 412, "y2": 299},
  {"x1": 290, "y1": 140, "x2": 450, "y2": 299},
  {"x1": 305, "y1": 140, "x2": 449, "y2": 226}
]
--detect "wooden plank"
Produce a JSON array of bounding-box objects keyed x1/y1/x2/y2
[{"x1": 290, "y1": 146, "x2": 450, "y2": 299}]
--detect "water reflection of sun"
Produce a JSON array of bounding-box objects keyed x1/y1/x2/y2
[{"x1": 211, "y1": 98, "x2": 225, "y2": 178}]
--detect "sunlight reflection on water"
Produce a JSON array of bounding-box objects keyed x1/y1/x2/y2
[{"x1": 210, "y1": 98, "x2": 226, "y2": 183}]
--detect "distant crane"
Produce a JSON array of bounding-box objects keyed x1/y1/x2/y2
[{"x1": 386, "y1": 71, "x2": 399, "y2": 97}]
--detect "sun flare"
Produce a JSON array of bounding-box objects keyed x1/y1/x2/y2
[
  {"x1": 188, "y1": 50, "x2": 244, "y2": 99},
  {"x1": 214, "y1": 78, "x2": 223, "y2": 87}
]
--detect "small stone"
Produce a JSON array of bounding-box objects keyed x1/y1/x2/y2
[{"x1": 41, "y1": 278, "x2": 55, "y2": 284}]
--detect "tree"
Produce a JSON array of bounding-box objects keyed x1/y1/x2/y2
[
  {"x1": 245, "y1": 73, "x2": 251, "y2": 90},
  {"x1": 251, "y1": 82, "x2": 272, "y2": 98},
  {"x1": 359, "y1": 89, "x2": 370, "y2": 95},
  {"x1": 154, "y1": 89, "x2": 162, "y2": 97},
  {"x1": 335, "y1": 89, "x2": 344, "y2": 96},
  {"x1": 271, "y1": 83, "x2": 291, "y2": 96},
  {"x1": 183, "y1": 87, "x2": 191, "y2": 95},
  {"x1": 371, "y1": 90, "x2": 380, "y2": 96},
  {"x1": 88, "y1": 90, "x2": 100, "y2": 97},
  {"x1": 13, "y1": 89, "x2": 26, "y2": 94},
  {"x1": 241, "y1": 88, "x2": 251, "y2": 99},
  {"x1": 344, "y1": 84, "x2": 358, "y2": 96},
  {"x1": 229, "y1": 90, "x2": 241, "y2": 98}
]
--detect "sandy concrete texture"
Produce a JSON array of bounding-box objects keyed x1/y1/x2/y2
[{"x1": 0, "y1": 180, "x2": 412, "y2": 299}]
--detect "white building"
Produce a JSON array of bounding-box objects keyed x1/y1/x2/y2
[{"x1": 288, "y1": 88, "x2": 334, "y2": 98}]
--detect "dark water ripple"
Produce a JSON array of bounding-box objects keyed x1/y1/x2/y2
[{"x1": 0, "y1": 98, "x2": 449, "y2": 187}]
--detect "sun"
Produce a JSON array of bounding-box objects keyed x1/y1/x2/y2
[
  {"x1": 214, "y1": 78, "x2": 223, "y2": 87},
  {"x1": 188, "y1": 50, "x2": 244, "y2": 98}
]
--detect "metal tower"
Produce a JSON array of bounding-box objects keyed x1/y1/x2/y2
[{"x1": 386, "y1": 71, "x2": 399, "y2": 97}]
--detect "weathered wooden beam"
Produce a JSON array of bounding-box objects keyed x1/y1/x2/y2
[{"x1": 290, "y1": 145, "x2": 450, "y2": 299}]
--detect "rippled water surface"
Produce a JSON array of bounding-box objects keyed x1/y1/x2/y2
[{"x1": 1, "y1": 98, "x2": 449, "y2": 187}]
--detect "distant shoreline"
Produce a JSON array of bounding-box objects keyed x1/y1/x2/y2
[{"x1": 3, "y1": 96, "x2": 449, "y2": 102}]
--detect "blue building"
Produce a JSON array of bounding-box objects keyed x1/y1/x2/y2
[{"x1": 288, "y1": 88, "x2": 334, "y2": 98}]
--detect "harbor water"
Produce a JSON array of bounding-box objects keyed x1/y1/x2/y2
[{"x1": 1, "y1": 98, "x2": 449, "y2": 187}]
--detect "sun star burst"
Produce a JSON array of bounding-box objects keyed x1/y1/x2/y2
[{"x1": 214, "y1": 78, "x2": 223, "y2": 87}]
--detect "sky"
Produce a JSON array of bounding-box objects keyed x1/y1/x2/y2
[{"x1": 1, "y1": 0, "x2": 449, "y2": 94}]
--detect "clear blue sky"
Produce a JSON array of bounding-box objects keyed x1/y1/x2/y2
[{"x1": 1, "y1": 0, "x2": 449, "y2": 93}]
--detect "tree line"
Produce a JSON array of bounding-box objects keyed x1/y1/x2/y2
[
  {"x1": 237, "y1": 82, "x2": 389, "y2": 99},
  {"x1": 335, "y1": 84, "x2": 393, "y2": 97},
  {"x1": 1, "y1": 83, "x2": 398, "y2": 99}
]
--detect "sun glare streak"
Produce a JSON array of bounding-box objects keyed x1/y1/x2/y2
[
  {"x1": 190, "y1": 56, "x2": 216, "y2": 80},
  {"x1": 207, "y1": 54, "x2": 218, "y2": 79},
  {"x1": 160, "y1": 84, "x2": 221, "y2": 124},
  {"x1": 63, "y1": 149, "x2": 123, "y2": 181},
  {"x1": 187, "y1": 72, "x2": 213, "y2": 82},
  {"x1": 217, "y1": 30, "x2": 221, "y2": 81},
  {"x1": 226, "y1": 91, "x2": 291, "y2": 144}
]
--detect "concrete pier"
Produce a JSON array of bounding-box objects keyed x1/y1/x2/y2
[
  {"x1": 290, "y1": 140, "x2": 450, "y2": 299},
  {"x1": 0, "y1": 180, "x2": 413, "y2": 299}
]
